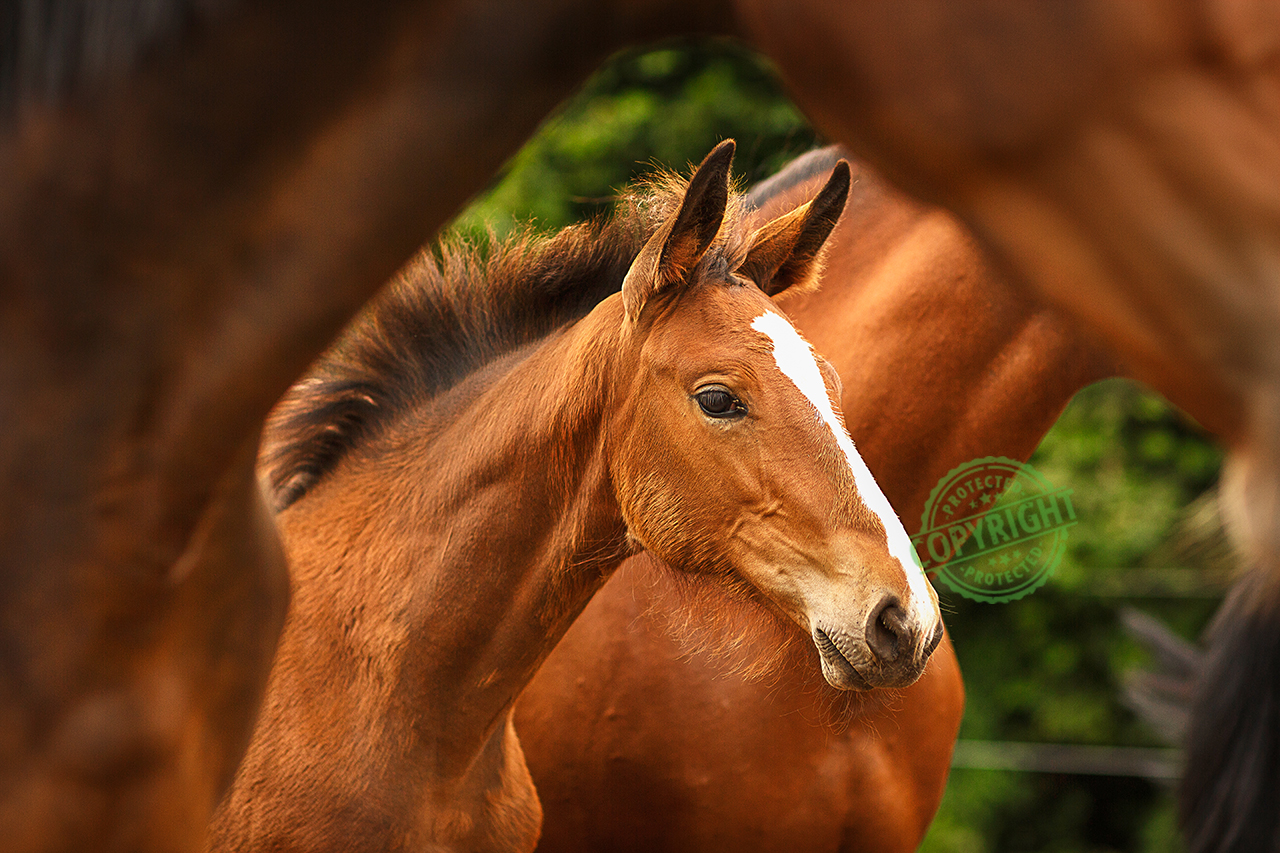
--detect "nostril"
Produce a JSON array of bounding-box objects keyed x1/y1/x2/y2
[
  {"x1": 924, "y1": 621, "x2": 944, "y2": 658},
  {"x1": 866, "y1": 595, "x2": 907, "y2": 664}
]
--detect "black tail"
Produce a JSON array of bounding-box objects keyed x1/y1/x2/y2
[{"x1": 1180, "y1": 568, "x2": 1280, "y2": 853}]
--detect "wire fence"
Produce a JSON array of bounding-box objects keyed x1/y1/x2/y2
[{"x1": 951, "y1": 740, "x2": 1182, "y2": 780}]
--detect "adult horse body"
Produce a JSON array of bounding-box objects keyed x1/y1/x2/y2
[
  {"x1": 725, "y1": 10, "x2": 1280, "y2": 850},
  {"x1": 3, "y1": 4, "x2": 744, "y2": 849},
  {"x1": 206, "y1": 143, "x2": 942, "y2": 852},
  {"x1": 517, "y1": 147, "x2": 1117, "y2": 853},
  {"x1": 0, "y1": 4, "x2": 704, "y2": 850}
]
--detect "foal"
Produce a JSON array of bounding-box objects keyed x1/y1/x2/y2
[
  {"x1": 518, "y1": 148, "x2": 1116, "y2": 853},
  {"x1": 205, "y1": 141, "x2": 941, "y2": 852}
]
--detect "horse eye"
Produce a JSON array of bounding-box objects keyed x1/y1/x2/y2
[{"x1": 694, "y1": 386, "x2": 744, "y2": 419}]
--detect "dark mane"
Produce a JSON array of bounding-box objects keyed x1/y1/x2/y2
[
  {"x1": 262, "y1": 169, "x2": 751, "y2": 510},
  {"x1": 0, "y1": 0, "x2": 231, "y2": 114}
]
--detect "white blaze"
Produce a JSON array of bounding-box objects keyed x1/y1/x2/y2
[{"x1": 750, "y1": 311, "x2": 935, "y2": 622}]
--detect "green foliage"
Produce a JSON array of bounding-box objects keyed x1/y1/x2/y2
[
  {"x1": 922, "y1": 380, "x2": 1222, "y2": 853},
  {"x1": 454, "y1": 38, "x2": 818, "y2": 238},
  {"x1": 451, "y1": 40, "x2": 1227, "y2": 853}
]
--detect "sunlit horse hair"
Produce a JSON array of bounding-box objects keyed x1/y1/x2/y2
[{"x1": 262, "y1": 167, "x2": 752, "y2": 511}]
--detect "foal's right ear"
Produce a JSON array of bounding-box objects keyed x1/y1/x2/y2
[
  {"x1": 622, "y1": 140, "x2": 735, "y2": 322},
  {"x1": 739, "y1": 159, "x2": 850, "y2": 297}
]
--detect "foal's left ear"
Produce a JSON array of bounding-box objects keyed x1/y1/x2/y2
[
  {"x1": 739, "y1": 159, "x2": 851, "y2": 297},
  {"x1": 623, "y1": 140, "x2": 735, "y2": 322}
]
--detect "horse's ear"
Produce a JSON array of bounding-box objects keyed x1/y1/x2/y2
[
  {"x1": 622, "y1": 140, "x2": 735, "y2": 322},
  {"x1": 739, "y1": 159, "x2": 850, "y2": 297}
]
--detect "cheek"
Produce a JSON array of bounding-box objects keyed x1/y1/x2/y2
[
  {"x1": 631, "y1": 446, "x2": 753, "y2": 529},
  {"x1": 617, "y1": 432, "x2": 761, "y2": 569},
  {"x1": 622, "y1": 474, "x2": 734, "y2": 574},
  {"x1": 622, "y1": 472, "x2": 690, "y2": 553}
]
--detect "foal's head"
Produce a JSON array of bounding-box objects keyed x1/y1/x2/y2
[{"x1": 610, "y1": 141, "x2": 942, "y2": 690}]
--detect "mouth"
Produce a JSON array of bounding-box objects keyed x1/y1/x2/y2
[{"x1": 812, "y1": 627, "x2": 872, "y2": 691}]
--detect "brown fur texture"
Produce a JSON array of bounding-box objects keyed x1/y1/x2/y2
[
  {"x1": 211, "y1": 145, "x2": 937, "y2": 853},
  {"x1": 723, "y1": 12, "x2": 1280, "y2": 844},
  {"x1": 518, "y1": 148, "x2": 1117, "y2": 853},
  {"x1": 26, "y1": 4, "x2": 1280, "y2": 851},
  {"x1": 263, "y1": 161, "x2": 754, "y2": 511},
  {"x1": 3, "y1": 3, "x2": 742, "y2": 849}
]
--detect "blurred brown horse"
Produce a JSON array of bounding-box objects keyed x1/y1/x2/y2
[
  {"x1": 1, "y1": 4, "x2": 696, "y2": 850},
  {"x1": 518, "y1": 147, "x2": 1117, "y2": 852},
  {"x1": 726, "y1": 9, "x2": 1280, "y2": 848},
  {"x1": 206, "y1": 143, "x2": 942, "y2": 852},
  {"x1": 8, "y1": 3, "x2": 1280, "y2": 851}
]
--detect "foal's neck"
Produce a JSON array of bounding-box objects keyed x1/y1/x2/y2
[{"x1": 280, "y1": 294, "x2": 633, "y2": 771}]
